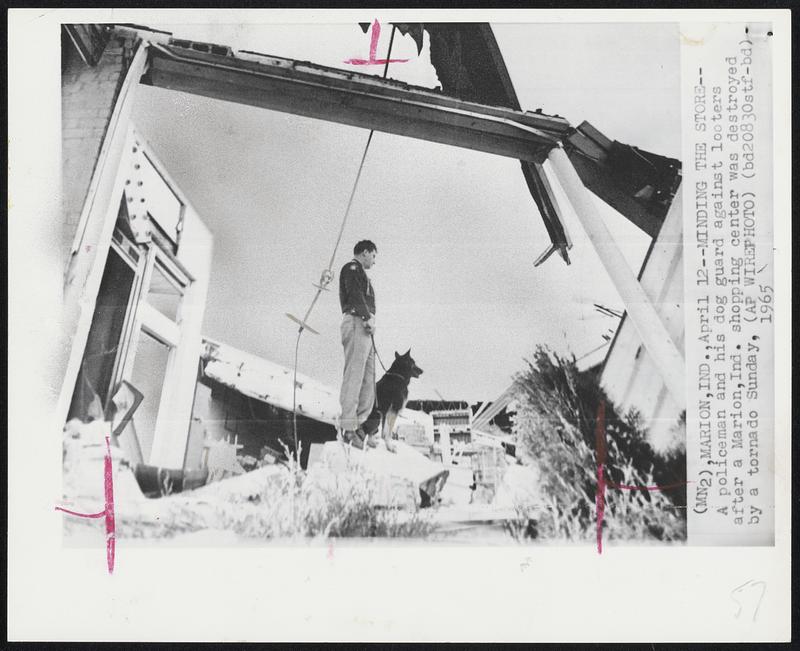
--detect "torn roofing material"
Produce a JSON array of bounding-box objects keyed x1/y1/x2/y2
[
  {"x1": 108, "y1": 23, "x2": 678, "y2": 250},
  {"x1": 366, "y1": 23, "x2": 522, "y2": 111},
  {"x1": 380, "y1": 23, "x2": 681, "y2": 245},
  {"x1": 385, "y1": 22, "x2": 572, "y2": 257},
  {"x1": 200, "y1": 338, "x2": 434, "y2": 439},
  {"x1": 566, "y1": 121, "x2": 682, "y2": 238},
  {"x1": 200, "y1": 338, "x2": 341, "y2": 426}
]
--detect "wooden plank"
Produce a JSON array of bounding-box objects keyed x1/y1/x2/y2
[
  {"x1": 154, "y1": 44, "x2": 570, "y2": 132},
  {"x1": 567, "y1": 130, "x2": 608, "y2": 162},
  {"x1": 139, "y1": 302, "x2": 181, "y2": 347},
  {"x1": 576, "y1": 120, "x2": 614, "y2": 151},
  {"x1": 146, "y1": 67, "x2": 552, "y2": 162}
]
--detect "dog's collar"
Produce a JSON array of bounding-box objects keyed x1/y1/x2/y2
[{"x1": 384, "y1": 371, "x2": 406, "y2": 379}]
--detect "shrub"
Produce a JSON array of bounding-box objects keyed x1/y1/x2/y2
[{"x1": 509, "y1": 346, "x2": 686, "y2": 544}]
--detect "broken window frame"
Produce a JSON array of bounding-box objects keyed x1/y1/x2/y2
[
  {"x1": 70, "y1": 133, "x2": 193, "y2": 461},
  {"x1": 67, "y1": 195, "x2": 148, "y2": 422},
  {"x1": 114, "y1": 226, "x2": 191, "y2": 462},
  {"x1": 105, "y1": 225, "x2": 149, "y2": 400},
  {"x1": 104, "y1": 191, "x2": 191, "y2": 402},
  {"x1": 137, "y1": 246, "x2": 188, "y2": 346},
  {"x1": 64, "y1": 120, "x2": 213, "y2": 468}
]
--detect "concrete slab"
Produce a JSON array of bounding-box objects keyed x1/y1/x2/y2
[
  {"x1": 308, "y1": 440, "x2": 449, "y2": 506},
  {"x1": 190, "y1": 464, "x2": 289, "y2": 502}
]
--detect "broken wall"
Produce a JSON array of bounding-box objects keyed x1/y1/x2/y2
[
  {"x1": 188, "y1": 379, "x2": 338, "y2": 471},
  {"x1": 57, "y1": 29, "x2": 149, "y2": 432},
  {"x1": 61, "y1": 27, "x2": 137, "y2": 254}
]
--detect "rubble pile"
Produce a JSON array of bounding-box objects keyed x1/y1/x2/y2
[{"x1": 61, "y1": 420, "x2": 436, "y2": 541}]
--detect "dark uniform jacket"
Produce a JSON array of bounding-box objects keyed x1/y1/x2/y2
[{"x1": 339, "y1": 259, "x2": 375, "y2": 321}]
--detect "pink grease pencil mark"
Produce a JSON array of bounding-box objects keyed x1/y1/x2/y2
[
  {"x1": 54, "y1": 507, "x2": 105, "y2": 518},
  {"x1": 595, "y1": 402, "x2": 689, "y2": 555},
  {"x1": 103, "y1": 435, "x2": 116, "y2": 573},
  {"x1": 595, "y1": 400, "x2": 607, "y2": 555},
  {"x1": 55, "y1": 435, "x2": 116, "y2": 574},
  {"x1": 607, "y1": 481, "x2": 689, "y2": 491},
  {"x1": 344, "y1": 20, "x2": 410, "y2": 66}
]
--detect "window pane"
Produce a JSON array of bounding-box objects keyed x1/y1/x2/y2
[
  {"x1": 147, "y1": 261, "x2": 183, "y2": 321},
  {"x1": 130, "y1": 332, "x2": 171, "y2": 463},
  {"x1": 140, "y1": 152, "x2": 182, "y2": 244},
  {"x1": 68, "y1": 247, "x2": 135, "y2": 421}
]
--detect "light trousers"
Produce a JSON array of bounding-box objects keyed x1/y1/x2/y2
[{"x1": 339, "y1": 314, "x2": 375, "y2": 432}]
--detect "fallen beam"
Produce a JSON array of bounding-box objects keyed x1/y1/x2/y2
[
  {"x1": 548, "y1": 146, "x2": 686, "y2": 409},
  {"x1": 565, "y1": 123, "x2": 682, "y2": 239},
  {"x1": 128, "y1": 27, "x2": 680, "y2": 249},
  {"x1": 141, "y1": 43, "x2": 570, "y2": 164}
]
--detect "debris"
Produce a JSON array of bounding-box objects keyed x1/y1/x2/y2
[
  {"x1": 134, "y1": 464, "x2": 209, "y2": 497},
  {"x1": 470, "y1": 445, "x2": 508, "y2": 504},
  {"x1": 60, "y1": 420, "x2": 441, "y2": 542},
  {"x1": 201, "y1": 339, "x2": 340, "y2": 425},
  {"x1": 308, "y1": 440, "x2": 449, "y2": 508},
  {"x1": 62, "y1": 419, "x2": 155, "y2": 517},
  {"x1": 109, "y1": 380, "x2": 145, "y2": 465},
  {"x1": 491, "y1": 462, "x2": 542, "y2": 511},
  {"x1": 202, "y1": 436, "x2": 245, "y2": 482},
  {"x1": 110, "y1": 380, "x2": 144, "y2": 437},
  {"x1": 190, "y1": 464, "x2": 289, "y2": 502}
]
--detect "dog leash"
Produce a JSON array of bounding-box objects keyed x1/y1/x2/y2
[
  {"x1": 287, "y1": 26, "x2": 399, "y2": 456},
  {"x1": 371, "y1": 333, "x2": 388, "y2": 372},
  {"x1": 369, "y1": 333, "x2": 384, "y2": 442}
]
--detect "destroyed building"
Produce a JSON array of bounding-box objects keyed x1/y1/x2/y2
[
  {"x1": 187, "y1": 338, "x2": 434, "y2": 471},
  {"x1": 56, "y1": 23, "x2": 684, "y2": 500}
]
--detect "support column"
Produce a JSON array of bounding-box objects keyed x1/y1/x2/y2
[{"x1": 547, "y1": 144, "x2": 686, "y2": 409}]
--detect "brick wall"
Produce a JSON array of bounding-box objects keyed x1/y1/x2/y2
[{"x1": 61, "y1": 29, "x2": 136, "y2": 252}]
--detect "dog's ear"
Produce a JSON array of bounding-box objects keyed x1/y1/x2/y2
[
  {"x1": 405, "y1": 348, "x2": 411, "y2": 356},
  {"x1": 394, "y1": 351, "x2": 400, "y2": 359}
]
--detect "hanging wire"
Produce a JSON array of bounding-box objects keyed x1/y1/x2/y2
[
  {"x1": 575, "y1": 339, "x2": 612, "y2": 364},
  {"x1": 290, "y1": 25, "x2": 398, "y2": 455}
]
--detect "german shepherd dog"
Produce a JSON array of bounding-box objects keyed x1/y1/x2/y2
[{"x1": 361, "y1": 349, "x2": 423, "y2": 453}]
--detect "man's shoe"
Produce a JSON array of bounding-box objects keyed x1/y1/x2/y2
[
  {"x1": 353, "y1": 426, "x2": 378, "y2": 448},
  {"x1": 342, "y1": 430, "x2": 364, "y2": 450}
]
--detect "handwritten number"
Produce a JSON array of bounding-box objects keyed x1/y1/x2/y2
[{"x1": 731, "y1": 579, "x2": 766, "y2": 622}]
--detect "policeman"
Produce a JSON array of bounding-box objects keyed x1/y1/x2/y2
[{"x1": 338, "y1": 240, "x2": 378, "y2": 449}]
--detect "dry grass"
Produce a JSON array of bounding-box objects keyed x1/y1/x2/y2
[
  {"x1": 216, "y1": 447, "x2": 436, "y2": 540},
  {"x1": 507, "y1": 346, "x2": 686, "y2": 544},
  {"x1": 64, "y1": 441, "x2": 436, "y2": 541}
]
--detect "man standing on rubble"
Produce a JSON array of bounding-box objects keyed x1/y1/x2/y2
[{"x1": 338, "y1": 240, "x2": 378, "y2": 449}]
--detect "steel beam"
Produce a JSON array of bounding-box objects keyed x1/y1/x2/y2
[
  {"x1": 131, "y1": 33, "x2": 679, "y2": 252},
  {"x1": 141, "y1": 43, "x2": 570, "y2": 164},
  {"x1": 548, "y1": 145, "x2": 686, "y2": 409}
]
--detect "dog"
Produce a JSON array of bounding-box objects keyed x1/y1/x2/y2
[{"x1": 361, "y1": 349, "x2": 423, "y2": 453}]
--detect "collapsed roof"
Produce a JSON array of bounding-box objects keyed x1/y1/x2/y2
[
  {"x1": 200, "y1": 338, "x2": 341, "y2": 426},
  {"x1": 71, "y1": 22, "x2": 681, "y2": 266}
]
